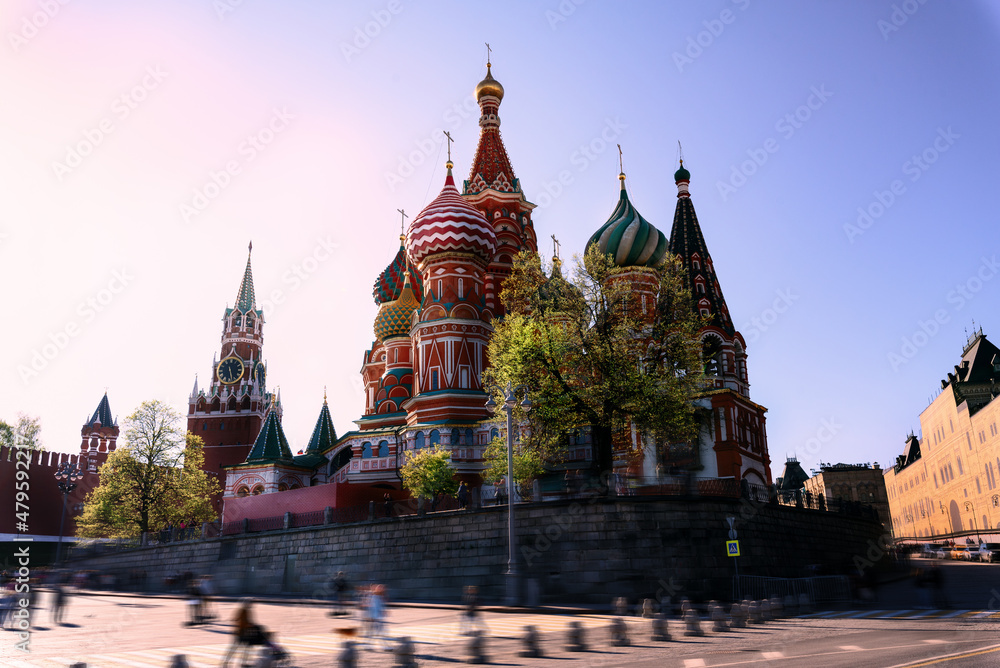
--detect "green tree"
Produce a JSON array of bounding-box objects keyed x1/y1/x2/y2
[
  {"x1": 400, "y1": 446, "x2": 458, "y2": 502},
  {"x1": 483, "y1": 245, "x2": 706, "y2": 475},
  {"x1": 482, "y1": 434, "x2": 546, "y2": 500},
  {"x1": 77, "y1": 401, "x2": 221, "y2": 538},
  {"x1": 0, "y1": 414, "x2": 43, "y2": 450}
]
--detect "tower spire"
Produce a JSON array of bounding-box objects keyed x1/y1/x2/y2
[{"x1": 235, "y1": 244, "x2": 256, "y2": 312}]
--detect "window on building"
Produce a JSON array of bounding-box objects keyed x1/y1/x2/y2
[
  {"x1": 458, "y1": 278, "x2": 464, "y2": 299},
  {"x1": 415, "y1": 432, "x2": 425, "y2": 449},
  {"x1": 431, "y1": 369, "x2": 439, "y2": 391},
  {"x1": 451, "y1": 428, "x2": 460, "y2": 446},
  {"x1": 460, "y1": 367, "x2": 469, "y2": 389},
  {"x1": 361, "y1": 442, "x2": 372, "y2": 458},
  {"x1": 378, "y1": 440, "x2": 389, "y2": 457},
  {"x1": 429, "y1": 429, "x2": 441, "y2": 446},
  {"x1": 977, "y1": 477, "x2": 982, "y2": 493},
  {"x1": 958, "y1": 458, "x2": 964, "y2": 475}
]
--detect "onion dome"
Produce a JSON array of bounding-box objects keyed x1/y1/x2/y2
[
  {"x1": 373, "y1": 238, "x2": 424, "y2": 305},
  {"x1": 538, "y1": 255, "x2": 582, "y2": 314},
  {"x1": 587, "y1": 172, "x2": 668, "y2": 268},
  {"x1": 406, "y1": 163, "x2": 497, "y2": 266},
  {"x1": 475, "y1": 63, "x2": 504, "y2": 102},
  {"x1": 675, "y1": 159, "x2": 691, "y2": 197},
  {"x1": 374, "y1": 271, "x2": 421, "y2": 341}
]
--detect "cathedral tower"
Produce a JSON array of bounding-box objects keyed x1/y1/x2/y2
[
  {"x1": 667, "y1": 162, "x2": 771, "y2": 484},
  {"x1": 462, "y1": 60, "x2": 538, "y2": 316},
  {"x1": 405, "y1": 159, "x2": 498, "y2": 423},
  {"x1": 188, "y1": 244, "x2": 278, "y2": 487}
]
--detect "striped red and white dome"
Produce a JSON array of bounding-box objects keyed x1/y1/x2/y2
[{"x1": 406, "y1": 168, "x2": 497, "y2": 266}]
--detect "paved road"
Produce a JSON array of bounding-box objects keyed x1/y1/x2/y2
[{"x1": 3, "y1": 587, "x2": 999, "y2": 668}]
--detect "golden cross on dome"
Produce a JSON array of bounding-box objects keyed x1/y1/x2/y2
[
  {"x1": 485, "y1": 42, "x2": 492, "y2": 66},
  {"x1": 678, "y1": 140, "x2": 684, "y2": 164},
  {"x1": 551, "y1": 234, "x2": 561, "y2": 260},
  {"x1": 396, "y1": 208, "x2": 408, "y2": 236},
  {"x1": 617, "y1": 144, "x2": 624, "y2": 174},
  {"x1": 443, "y1": 131, "x2": 454, "y2": 163}
]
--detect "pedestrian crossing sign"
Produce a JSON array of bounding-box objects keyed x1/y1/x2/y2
[{"x1": 726, "y1": 540, "x2": 740, "y2": 557}]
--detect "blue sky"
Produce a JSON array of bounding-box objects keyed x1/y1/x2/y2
[{"x1": 2, "y1": 0, "x2": 998, "y2": 481}]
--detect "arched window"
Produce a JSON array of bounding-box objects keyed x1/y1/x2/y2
[
  {"x1": 415, "y1": 432, "x2": 425, "y2": 449},
  {"x1": 236, "y1": 486, "x2": 249, "y2": 498},
  {"x1": 250, "y1": 485, "x2": 264, "y2": 496},
  {"x1": 451, "y1": 428, "x2": 461, "y2": 445},
  {"x1": 278, "y1": 483, "x2": 288, "y2": 492},
  {"x1": 466, "y1": 428, "x2": 474, "y2": 446},
  {"x1": 361, "y1": 442, "x2": 372, "y2": 458},
  {"x1": 378, "y1": 440, "x2": 389, "y2": 457},
  {"x1": 429, "y1": 429, "x2": 441, "y2": 446},
  {"x1": 490, "y1": 428, "x2": 500, "y2": 441}
]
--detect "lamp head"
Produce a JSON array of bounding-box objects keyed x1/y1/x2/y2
[
  {"x1": 485, "y1": 395, "x2": 497, "y2": 414},
  {"x1": 520, "y1": 396, "x2": 532, "y2": 413}
]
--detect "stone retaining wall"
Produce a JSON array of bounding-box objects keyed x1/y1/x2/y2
[{"x1": 67, "y1": 496, "x2": 884, "y2": 604}]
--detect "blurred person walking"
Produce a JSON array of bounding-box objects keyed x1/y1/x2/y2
[
  {"x1": 365, "y1": 584, "x2": 389, "y2": 651},
  {"x1": 329, "y1": 571, "x2": 349, "y2": 617},
  {"x1": 221, "y1": 598, "x2": 260, "y2": 667},
  {"x1": 51, "y1": 582, "x2": 68, "y2": 625},
  {"x1": 459, "y1": 585, "x2": 488, "y2": 636},
  {"x1": 457, "y1": 481, "x2": 469, "y2": 510}
]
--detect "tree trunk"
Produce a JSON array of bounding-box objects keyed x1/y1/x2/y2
[{"x1": 593, "y1": 424, "x2": 614, "y2": 481}]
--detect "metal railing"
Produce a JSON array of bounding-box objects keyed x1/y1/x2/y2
[{"x1": 733, "y1": 574, "x2": 851, "y2": 603}]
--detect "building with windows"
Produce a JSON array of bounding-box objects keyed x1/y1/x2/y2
[
  {"x1": 884, "y1": 328, "x2": 1000, "y2": 540},
  {"x1": 803, "y1": 462, "x2": 889, "y2": 531}
]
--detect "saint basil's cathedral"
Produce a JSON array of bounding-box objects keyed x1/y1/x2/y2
[{"x1": 187, "y1": 62, "x2": 772, "y2": 520}]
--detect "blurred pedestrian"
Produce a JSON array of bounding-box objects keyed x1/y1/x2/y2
[
  {"x1": 198, "y1": 575, "x2": 216, "y2": 621},
  {"x1": 185, "y1": 577, "x2": 202, "y2": 626},
  {"x1": 329, "y1": 571, "x2": 348, "y2": 617},
  {"x1": 495, "y1": 479, "x2": 506, "y2": 506},
  {"x1": 929, "y1": 563, "x2": 947, "y2": 608},
  {"x1": 51, "y1": 582, "x2": 68, "y2": 625},
  {"x1": 383, "y1": 493, "x2": 393, "y2": 518},
  {"x1": 222, "y1": 598, "x2": 258, "y2": 667},
  {"x1": 459, "y1": 585, "x2": 487, "y2": 636},
  {"x1": 367, "y1": 584, "x2": 389, "y2": 650},
  {"x1": 458, "y1": 482, "x2": 469, "y2": 510}
]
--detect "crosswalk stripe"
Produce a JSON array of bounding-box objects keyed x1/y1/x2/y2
[
  {"x1": 762, "y1": 651, "x2": 785, "y2": 658},
  {"x1": 683, "y1": 660, "x2": 707, "y2": 667},
  {"x1": 840, "y1": 645, "x2": 864, "y2": 651},
  {"x1": 88, "y1": 654, "x2": 164, "y2": 668}
]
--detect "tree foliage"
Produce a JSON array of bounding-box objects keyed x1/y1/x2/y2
[
  {"x1": 482, "y1": 434, "x2": 546, "y2": 500},
  {"x1": 399, "y1": 446, "x2": 458, "y2": 501},
  {"x1": 483, "y1": 245, "x2": 706, "y2": 474},
  {"x1": 76, "y1": 401, "x2": 221, "y2": 538},
  {"x1": 0, "y1": 414, "x2": 43, "y2": 451}
]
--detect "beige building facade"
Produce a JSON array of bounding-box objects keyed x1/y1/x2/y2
[
  {"x1": 884, "y1": 330, "x2": 1000, "y2": 541},
  {"x1": 804, "y1": 463, "x2": 890, "y2": 531}
]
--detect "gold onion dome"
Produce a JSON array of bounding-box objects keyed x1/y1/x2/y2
[
  {"x1": 374, "y1": 272, "x2": 420, "y2": 341},
  {"x1": 475, "y1": 63, "x2": 504, "y2": 102}
]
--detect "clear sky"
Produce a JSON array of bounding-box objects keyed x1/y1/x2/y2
[{"x1": 3, "y1": 0, "x2": 999, "y2": 482}]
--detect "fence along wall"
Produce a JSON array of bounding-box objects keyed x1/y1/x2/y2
[{"x1": 67, "y1": 496, "x2": 884, "y2": 604}]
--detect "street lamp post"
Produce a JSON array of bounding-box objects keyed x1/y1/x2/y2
[
  {"x1": 54, "y1": 462, "x2": 84, "y2": 564},
  {"x1": 964, "y1": 501, "x2": 981, "y2": 543},
  {"x1": 485, "y1": 381, "x2": 532, "y2": 606}
]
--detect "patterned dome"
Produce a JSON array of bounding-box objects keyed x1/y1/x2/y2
[
  {"x1": 373, "y1": 240, "x2": 424, "y2": 305},
  {"x1": 406, "y1": 165, "x2": 497, "y2": 266},
  {"x1": 374, "y1": 272, "x2": 421, "y2": 341},
  {"x1": 587, "y1": 174, "x2": 668, "y2": 268}
]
